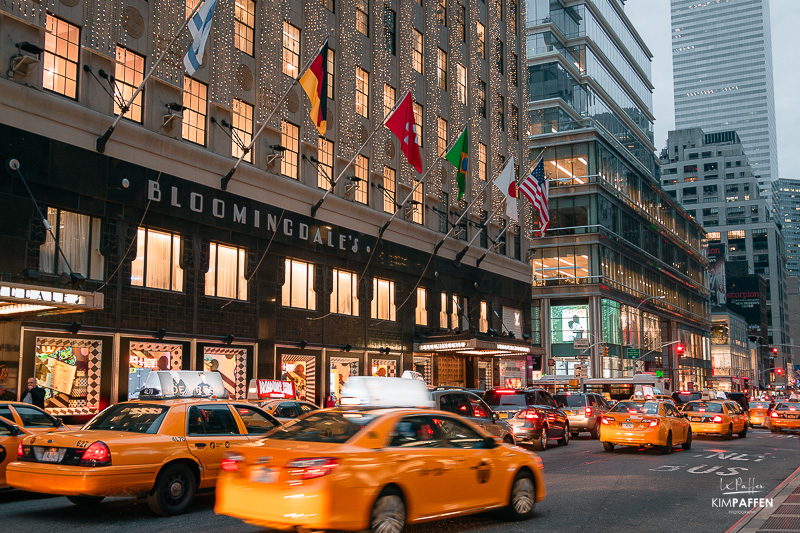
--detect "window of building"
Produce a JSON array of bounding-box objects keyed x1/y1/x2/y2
[
  {"x1": 456, "y1": 64, "x2": 467, "y2": 104},
  {"x1": 281, "y1": 120, "x2": 299, "y2": 179},
  {"x1": 282, "y1": 258, "x2": 316, "y2": 310},
  {"x1": 235, "y1": 0, "x2": 255, "y2": 55},
  {"x1": 478, "y1": 143, "x2": 487, "y2": 181},
  {"x1": 509, "y1": 0, "x2": 516, "y2": 31},
  {"x1": 437, "y1": 49, "x2": 447, "y2": 91},
  {"x1": 411, "y1": 184, "x2": 423, "y2": 224},
  {"x1": 412, "y1": 30, "x2": 423, "y2": 74},
  {"x1": 182, "y1": 76, "x2": 207, "y2": 145},
  {"x1": 707, "y1": 231, "x2": 721, "y2": 241},
  {"x1": 440, "y1": 293, "x2": 448, "y2": 328},
  {"x1": 495, "y1": 0, "x2": 502, "y2": 19},
  {"x1": 327, "y1": 48, "x2": 335, "y2": 98},
  {"x1": 416, "y1": 288, "x2": 428, "y2": 325},
  {"x1": 496, "y1": 93, "x2": 504, "y2": 130},
  {"x1": 509, "y1": 52, "x2": 517, "y2": 86},
  {"x1": 317, "y1": 136, "x2": 334, "y2": 189},
  {"x1": 283, "y1": 22, "x2": 300, "y2": 77},
  {"x1": 684, "y1": 164, "x2": 698, "y2": 173},
  {"x1": 131, "y1": 228, "x2": 183, "y2": 291},
  {"x1": 383, "y1": 166, "x2": 396, "y2": 213},
  {"x1": 320, "y1": 0, "x2": 335, "y2": 12},
  {"x1": 478, "y1": 80, "x2": 486, "y2": 117},
  {"x1": 511, "y1": 106, "x2": 518, "y2": 140},
  {"x1": 437, "y1": 0, "x2": 447, "y2": 24},
  {"x1": 496, "y1": 39, "x2": 504, "y2": 74},
  {"x1": 479, "y1": 301, "x2": 488, "y2": 333},
  {"x1": 450, "y1": 294, "x2": 460, "y2": 330},
  {"x1": 186, "y1": 0, "x2": 200, "y2": 17},
  {"x1": 206, "y1": 243, "x2": 247, "y2": 300},
  {"x1": 384, "y1": 7, "x2": 396, "y2": 55},
  {"x1": 356, "y1": 67, "x2": 369, "y2": 117},
  {"x1": 44, "y1": 15, "x2": 80, "y2": 99},
  {"x1": 40, "y1": 208, "x2": 104, "y2": 280},
  {"x1": 704, "y1": 162, "x2": 718, "y2": 172},
  {"x1": 114, "y1": 46, "x2": 144, "y2": 123},
  {"x1": 331, "y1": 269, "x2": 359, "y2": 316},
  {"x1": 384, "y1": 83, "x2": 395, "y2": 118},
  {"x1": 727, "y1": 230, "x2": 745, "y2": 240},
  {"x1": 456, "y1": 4, "x2": 466, "y2": 41},
  {"x1": 356, "y1": 0, "x2": 369, "y2": 36},
  {"x1": 413, "y1": 102, "x2": 423, "y2": 147},
  {"x1": 353, "y1": 155, "x2": 369, "y2": 204},
  {"x1": 372, "y1": 278, "x2": 396, "y2": 320},
  {"x1": 232, "y1": 99, "x2": 253, "y2": 163},
  {"x1": 437, "y1": 117, "x2": 447, "y2": 156},
  {"x1": 476, "y1": 22, "x2": 485, "y2": 59}
]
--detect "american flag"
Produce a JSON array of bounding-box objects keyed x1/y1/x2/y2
[{"x1": 518, "y1": 155, "x2": 549, "y2": 236}]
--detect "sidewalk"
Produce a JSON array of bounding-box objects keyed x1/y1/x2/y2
[{"x1": 727, "y1": 463, "x2": 800, "y2": 533}]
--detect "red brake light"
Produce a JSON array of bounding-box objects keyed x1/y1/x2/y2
[
  {"x1": 80, "y1": 441, "x2": 111, "y2": 466},
  {"x1": 712, "y1": 415, "x2": 723, "y2": 423},
  {"x1": 221, "y1": 452, "x2": 244, "y2": 472},
  {"x1": 286, "y1": 458, "x2": 339, "y2": 480},
  {"x1": 521, "y1": 410, "x2": 539, "y2": 420},
  {"x1": 495, "y1": 389, "x2": 516, "y2": 394},
  {"x1": 601, "y1": 417, "x2": 610, "y2": 425},
  {"x1": 17, "y1": 442, "x2": 23, "y2": 458},
  {"x1": 647, "y1": 419, "x2": 659, "y2": 427},
  {"x1": 585, "y1": 407, "x2": 593, "y2": 417},
  {"x1": 770, "y1": 411, "x2": 780, "y2": 418}
]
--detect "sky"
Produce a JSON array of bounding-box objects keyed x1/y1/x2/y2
[{"x1": 622, "y1": 0, "x2": 799, "y2": 179}]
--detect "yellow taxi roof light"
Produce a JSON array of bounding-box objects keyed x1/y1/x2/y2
[
  {"x1": 139, "y1": 371, "x2": 229, "y2": 400},
  {"x1": 340, "y1": 377, "x2": 434, "y2": 409}
]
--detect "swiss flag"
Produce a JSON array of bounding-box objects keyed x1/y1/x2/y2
[{"x1": 385, "y1": 91, "x2": 423, "y2": 173}]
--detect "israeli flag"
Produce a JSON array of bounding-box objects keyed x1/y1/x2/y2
[{"x1": 183, "y1": 0, "x2": 217, "y2": 75}]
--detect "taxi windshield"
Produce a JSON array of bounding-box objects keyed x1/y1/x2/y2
[
  {"x1": 610, "y1": 401, "x2": 660, "y2": 415},
  {"x1": 264, "y1": 411, "x2": 376, "y2": 443},
  {"x1": 84, "y1": 404, "x2": 170, "y2": 433},
  {"x1": 685, "y1": 401, "x2": 723, "y2": 413},
  {"x1": 553, "y1": 394, "x2": 586, "y2": 407}
]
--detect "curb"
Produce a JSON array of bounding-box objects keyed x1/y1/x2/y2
[{"x1": 726, "y1": 462, "x2": 800, "y2": 533}]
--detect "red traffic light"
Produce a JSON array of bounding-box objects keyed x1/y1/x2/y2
[
  {"x1": 676, "y1": 343, "x2": 685, "y2": 354},
  {"x1": 776, "y1": 368, "x2": 783, "y2": 375},
  {"x1": 772, "y1": 346, "x2": 779, "y2": 354}
]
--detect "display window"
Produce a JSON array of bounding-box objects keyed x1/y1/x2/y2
[
  {"x1": 34, "y1": 337, "x2": 101, "y2": 417},
  {"x1": 204, "y1": 346, "x2": 248, "y2": 399},
  {"x1": 413, "y1": 356, "x2": 432, "y2": 385},
  {"x1": 550, "y1": 304, "x2": 589, "y2": 344},
  {"x1": 127, "y1": 342, "x2": 182, "y2": 400},
  {"x1": 280, "y1": 354, "x2": 315, "y2": 404},
  {"x1": 497, "y1": 358, "x2": 525, "y2": 388},
  {"x1": 330, "y1": 357, "x2": 359, "y2": 403},
  {"x1": 370, "y1": 359, "x2": 396, "y2": 377}
]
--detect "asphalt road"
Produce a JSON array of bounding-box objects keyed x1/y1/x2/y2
[{"x1": 1, "y1": 428, "x2": 797, "y2": 533}]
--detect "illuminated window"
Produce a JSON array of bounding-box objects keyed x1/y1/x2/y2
[
  {"x1": 114, "y1": 46, "x2": 144, "y2": 123},
  {"x1": 383, "y1": 166, "x2": 395, "y2": 213},
  {"x1": 320, "y1": 0, "x2": 334, "y2": 12},
  {"x1": 40, "y1": 208, "x2": 104, "y2": 280},
  {"x1": 353, "y1": 155, "x2": 368, "y2": 204},
  {"x1": 131, "y1": 228, "x2": 183, "y2": 292},
  {"x1": 331, "y1": 269, "x2": 359, "y2": 316},
  {"x1": 437, "y1": 0, "x2": 446, "y2": 25},
  {"x1": 412, "y1": 30, "x2": 423, "y2": 74},
  {"x1": 356, "y1": 67, "x2": 369, "y2": 117},
  {"x1": 182, "y1": 76, "x2": 207, "y2": 145},
  {"x1": 282, "y1": 258, "x2": 316, "y2": 310},
  {"x1": 413, "y1": 102, "x2": 423, "y2": 147},
  {"x1": 283, "y1": 22, "x2": 300, "y2": 77},
  {"x1": 707, "y1": 232, "x2": 721, "y2": 241},
  {"x1": 232, "y1": 99, "x2": 253, "y2": 163},
  {"x1": 44, "y1": 15, "x2": 79, "y2": 99},
  {"x1": 185, "y1": 0, "x2": 200, "y2": 17},
  {"x1": 437, "y1": 117, "x2": 447, "y2": 155},
  {"x1": 384, "y1": 83, "x2": 395, "y2": 118},
  {"x1": 456, "y1": 64, "x2": 466, "y2": 104},
  {"x1": 440, "y1": 293, "x2": 448, "y2": 328},
  {"x1": 327, "y1": 48, "x2": 335, "y2": 98},
  {"x1": 478, "y1": 80, "x2": 486, "y2": 117},
  {"x1": 206, "y1": 243, "x2": 247, "y2": 300},
  {"x1": 412, "y1": 183, "x2": 423, "y2": 224},
  {"x1": 476, "y1": 22, "x2": 485, "y2": 59},
  {"x1": 416, "y1": 288, "x2": 428, "y2": 325},
  {"x1": 371, "y1": 278, "x2": 396, "y2": 320},
  {"x1": 234, "y1": 0, "x2": 255, "y2": 55},
  {"x1": 479, "y1": 301, "x2": 488, "y2": 333},
  {"x1": 356, "y1": 0, "x2": 369, "y2": 36},
  {"x1": 437, "y1": 49, "x2": 447, "y2": 91},
  {"x1": 281, "y1": 120, "x2": 299, "y2": 179},
  {"x1": 384, "y1": 7, "x2": 396, "y2": 54},
  {"x1": 317, "y1": 137, "x2": 334, "y2": 189},
  {"x1": 478, "y1": 143, "x2": 487, "y2": 181},
  {"x1": 450, "y1": 294, "x2": 459, "y2": 329},
  {"x1": 727, "y1": 230, "x2": 745, "y2": 240}
]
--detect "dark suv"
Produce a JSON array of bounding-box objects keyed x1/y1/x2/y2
[
  {"x1": 483, "y1": 388, "x2": 569, "y2": 450},
  {"x1": 430, "y1": 389, "x2": 515, "y2": 444}
]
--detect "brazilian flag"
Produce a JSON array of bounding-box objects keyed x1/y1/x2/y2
[{"x1": 445, "y1": 127, "x2": 468, "y2": 200}]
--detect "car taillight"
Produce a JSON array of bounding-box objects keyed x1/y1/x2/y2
[
  {"x1": 80, "y1": 441, "x2": 111, "y2": 466},
  {"x1": 221, "y1": 452, "x2": 245, "y2": 472},
  {"x1": 601, "y1": 417, "x2": 610, "y2": 425},
  {"x1": 286, "y1": 458, "x2": 338, "y2": 480},
  {"x1": 712, "y1": 415, "x2": 723, "y2": 423},
  {"x1": 585, "y1": 407, "x2": 593, "y2": 417},
  {"x1": 495, "y1": 389, "x2": 516, "y2": 394},
  {"x1": 645, "y1": 419, "x2": 659, "y2": 427},
  {"x1": 521, "y1": 410, "x2": 539, "y2": 420},
  {"x1": 17, "y1": 442, "x2": 23, "y2": 458},
  {"x1": 770, "y1": 411, "x2": 780, "y2": 418}
]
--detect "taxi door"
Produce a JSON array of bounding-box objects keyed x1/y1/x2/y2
[
  {"x1": 0, "y1": 416, "x2": 28, "y2": 487},
  {"x1": 185, "y1": 404, "x2": 250, "y2": 487},
  {"x1": 663, "y1": 403, "x2": 689, "y2": 444},
  {"x1": 727, "y1": 402, "x2": 747, "y2": 432}
]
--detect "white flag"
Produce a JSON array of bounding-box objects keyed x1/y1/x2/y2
[
  {"x1": 494, "y1": 155, "x2": 518, "y2": 222},
  {"x1": 183, "y1": 0, "x2": 217, "y2": 75}
]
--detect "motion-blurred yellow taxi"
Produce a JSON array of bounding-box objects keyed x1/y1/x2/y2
[
  {"x1": 748, "y1": 400, "x2": 773, "y2": 428},
  {"x1": 6, "y1": 371, "x2": 279, "y2": 515},
  {"x1": 0, "y1": 415, "x2": 31, "y2": 488},
  {"x1": 215, "y1": 377, "x2": 546, "y2": 532},
  {"x1": 769, "y1": 402, "x2": 800, "y2": 432},
  {"x1": 0, "y1": 401, "x2": 73, "y2": 433},
  {"x1": 683, "y1": 400, "x2": 748, "y2": 439},
  {"x1": 600, "y1": 399, "x2": 691, "y2": 453}
]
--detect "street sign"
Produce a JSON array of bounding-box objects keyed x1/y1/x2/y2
[
  {"x1": 626, "y1": 348, "x2": 640, "y2": 360},
  {"x1": 547, "y1": 358, "x2": 556, "y2": 367},
  {"x1": 574, "y1": 365, "x2": 586, "y2": 379},
  {"x1": 573, "y1": 338, "x2": 590, "y2": 350},
  {"x1": 655, "y1": 371, "x2": 664, "y2": 378},
  {"x1": 576, "y1": 354, "x2": 590, "y2": 361},
  {"x1": 569, "y1": 380, "x2": 579, "y2": 387}
]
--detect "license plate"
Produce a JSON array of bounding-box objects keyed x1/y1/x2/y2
[
  {"x1": 788, "y1": 414, "x2": 798, "y2": 419},
  {"x1": 41, "y1": 447, "x2": 61, "y2": 463},
  {"x1": 250, "y1": 467, "x2": 277, "y2": 483},
  {"x1": 691, "y1": 417, "x2": 702, "y2": 422},
  {"x1": 622, "y1": 423, "x2": 634, "y2": 429},
  {"x1": 498, "y1": 412, "x2": 508, "y2": 419}
]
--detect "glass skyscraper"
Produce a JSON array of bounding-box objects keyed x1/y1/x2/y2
[
  {"x1": 774, "y1": 179, "x2": 800, "y2": 276},
  {"x1": 671, "y1": 0, "x2": 778, "y2": 201}
]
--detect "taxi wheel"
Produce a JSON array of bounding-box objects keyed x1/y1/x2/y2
[
  {"x1": 147, "y1": 463, "x2": 196, "y2": 516},
  {"x1": 534, "y1": 427, "x2": 548, "y2": 451},
  {"x1": 738, "y1": 425, "x2": 748, "y2": 438},
  {"x1": 602, "y1": 442, "x2": 615, "y2": 452},
  {"x1": 558, "y1": 427, "x2": 569, "y2": 446},
  {"x1": 66, "y1": 495, "x2": 104, "y2": 506},
  {"x1": 660, "y1": 432, "x2": 673, "y2": 454},
  {"x1": 723, "y1": 425, "x2": 733, "y2": 440},
  {"x1": 503, "y1": 435, "x2": 515, "y2": 445},
  {"x1": 505, "y1": 471, "x2": 535, "y2": 521},
  {"x1": 770, "y1": 425, "x2": 777, "y2": 432},
  {"x1": 590, "y1": 422, "x2": 601, "y2": 440},
  {"x1": 682, "y1": 430, "x2": 692, "y2": 450},
  {"x1": 370, "y1": 489, "x2": 406, "y2": 533}
]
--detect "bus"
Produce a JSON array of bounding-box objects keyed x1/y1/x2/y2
[{"x1": 529, "y1": 375, "x2": 669, "y2": 402}]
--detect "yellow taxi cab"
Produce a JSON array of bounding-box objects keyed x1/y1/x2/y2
[
  {"x1": 5, "y1": 371, "x2": 280, "y2": 515},
  {"x1": 215, "y1": 376, "x2": 546, "y2": 532},
  {"x1": 748, "y1": 400, "x2": 774, "y2": 428},
  {"x1": 769, "y1": 402, "x2": 800, "y2": 432},
  {"x1": 682, "y1": 400, "x2": 748, "y2": 439},
  {"x1": 0, "y1": 415, "x2": 31, "y2": 488},
  {"x1": 0, "y1": 401, "x2": 73, "y2": 433},
  {"x1": 600, "y1": 399, "x2": 692, "y2": 453}
]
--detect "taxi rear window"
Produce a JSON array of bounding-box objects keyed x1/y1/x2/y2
[
  {"x1": 685, "y1": 401, "x2": 723, "y2": 413},
  {"x1": 610, "y1": 401, "x2": 660, "y2": 415},
  {"x1": 264, "y1": 412, "x2": 376, "y2": 443},
  {"x1": 775, "y1": 404, "x2": 799, "y2": 411},
  {"x1": 751, "y1": 402, "x2": 770, "y2": 409},
  {"x1": 85, "y1": 404, "x2": 169, "y2": 433},
  {"x1": 554, "y1": 394, "x2": 587, "y2": 407}
]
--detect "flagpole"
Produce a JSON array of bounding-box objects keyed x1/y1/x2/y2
[
  {"x1": 476, "y1": 220, "x2": 512, "y2": 267},
  {"x1": 310, "y1": 87, "x2": 411, "y2": 218},
  {"x1": 455, "y1": 200, "x2": 505, "y2": 263},
  {"x1": 221, "y1": 36, "x2": 330, "y2": 190},
  {"x1": 96, "y1": 1, "x2": 205, "y2": 153}
]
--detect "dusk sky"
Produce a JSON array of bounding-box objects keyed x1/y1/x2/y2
[{"x1": 623, "y1": 0, "x2": 798, "y2": 180}]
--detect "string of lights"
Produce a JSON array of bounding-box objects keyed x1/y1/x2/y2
[
  {"x1": 82, "y1": 0, "x2": 119, "y2": 58},
  {"x1": 0, "y1": 0, "x2": 49, "y2": 27}
]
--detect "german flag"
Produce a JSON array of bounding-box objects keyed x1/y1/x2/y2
[{"x1": 299, "y1": 39, "x2": 328, "y2": 135}]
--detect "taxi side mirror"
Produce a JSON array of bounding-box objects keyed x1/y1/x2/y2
[
  {"x1": 483, "y1": 436, "x2": 498, "y2": 449},
  {"x1": 10, "y1": 425, "x2": 21, "y2": 436},
  {"x1": 56, "y1": 417, "x2": 64, "y2": 427},
  {"x1": 492, "y1": 411, "x2": 499, "y2": 422}
]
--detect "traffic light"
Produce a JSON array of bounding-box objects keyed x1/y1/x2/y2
[
  {"x1": 603, "y1": 345, "x2": 609, "y2": 357},
  {"x1": 776, "y1": 368, "x2": 783, "y2": 376},
  {"x1": 676, "y1": 343, "x2": 685, "y2": 365},
  {"x1": 772, "y1": 346, "x2": 779, "y2": 355}
]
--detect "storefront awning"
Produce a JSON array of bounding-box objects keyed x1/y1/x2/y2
[
  {"x1": 415, "y1": 334, "x2": 534, "y2": 356},
  {"x1": 0, "y1": 282, "x2": 104, "y2": 317}
]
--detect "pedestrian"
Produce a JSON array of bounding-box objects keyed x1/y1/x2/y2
[
  {"x1": 22, "y1": 377, "x2": 45, "y2": 409},
  {"x1": 325, "y1": 394, "x2": 336, "y2": 408}
]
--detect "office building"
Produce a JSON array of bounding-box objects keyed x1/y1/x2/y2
[{"x1": 774, "y1": 179, "x2": 800, "y2": 277}]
